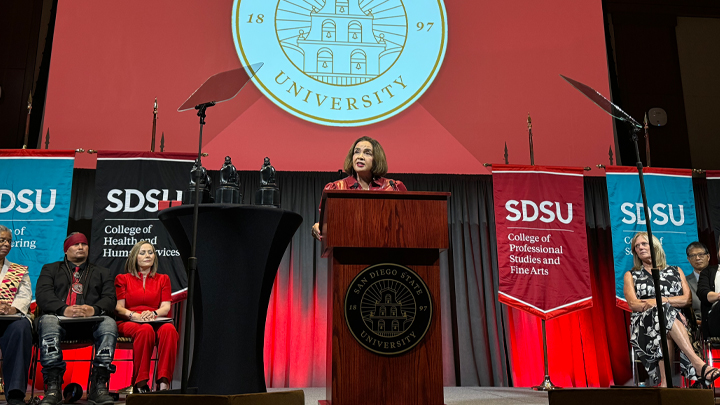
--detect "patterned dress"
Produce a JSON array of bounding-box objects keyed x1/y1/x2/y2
[{"x1": 629, "y1": 266, "x2": 698, "y2": 385}]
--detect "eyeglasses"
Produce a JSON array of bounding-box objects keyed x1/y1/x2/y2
[
  {"x1": 0, "y1": 238, "x2": 12, "y2": 245},
  {"x1": 687, "y1": 253, "x2": 709, "y2": 259}
]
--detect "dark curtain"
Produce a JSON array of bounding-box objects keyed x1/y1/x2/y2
[
  {"x1": 693, "y1": 178, "x2": 718, "y2": 264},
  {"x1": 583, "y1": 177, "x2": 632, "y2": 385},
  {"x1": 68, "y1": 170, "x2": 641, "y2": 387},
  {"x1": 401, "y1": 174, "x2": 509, "y2": 386},
  {"x1": 66, "y1": 168, "x2": 96, "y2": 238}
]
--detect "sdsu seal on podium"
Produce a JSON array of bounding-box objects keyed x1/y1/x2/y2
[
  {"x1": 232, "y1": 0, "x2": 448, "y2": 126},
  {"x1": 344, "y1": 263, "x2": 433, "y2": 356}
]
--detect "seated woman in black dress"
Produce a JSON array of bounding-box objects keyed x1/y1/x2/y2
[
  {"x1": 311, "y1": 136, "x2": 406, "y2": 241},
  {"x1": 623, "y1": 232, "x2": 719, "y2": 387}
]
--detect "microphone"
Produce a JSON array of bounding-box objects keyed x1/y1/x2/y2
[
  {"x1": 350, "y1": 182, "x2": 360, "y2": 189},
  {"x1": 389, "y1": 180, "x2": 398, "y2": 191}
]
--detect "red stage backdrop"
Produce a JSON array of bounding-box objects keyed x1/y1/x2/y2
[
  {"x1": 493, "y1": 165, "x2": 592, "y2": 319},
  {"x1": 40, "y1": 0, "x2": 622, "y2": 388},
  {"x1": 43, "y1": 0, "x2": 613, "y2": 173}
]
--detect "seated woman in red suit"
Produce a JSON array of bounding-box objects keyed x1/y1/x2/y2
[
  {"x1": 311, "y1": 136, "x2": 406, "y2": 240},
  {"x1": 115, "y1": 240, "x2": 178, "y2": 392}
]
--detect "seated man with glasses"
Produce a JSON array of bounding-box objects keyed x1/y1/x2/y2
[
  {"x1": 686, "y1": 242, "x2": 712, "y2": 324},
  {"x1": 696, "y1": 240, "x2": 720, "y2": 338},
  {"x1": 0, "y1": 225, "x2": 33, "y2": 405}
]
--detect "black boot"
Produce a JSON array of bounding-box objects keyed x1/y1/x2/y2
[
  {"x1": 39, "y1": 368, "x2": 64, "y2": 405},
  {"x1": 87, "y1": 367, "x2": 114, "y2": 405}
]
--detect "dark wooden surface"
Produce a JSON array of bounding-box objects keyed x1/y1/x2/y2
[
  {"x1": 321, "y1": 192, "x2": 448, "y2": 405},
  {"x1": 548, "y1": 388, "x2": 712, "y2": 405},
  {"x1": 320, "y1": 191, "x2": 450, "y2": 257}
]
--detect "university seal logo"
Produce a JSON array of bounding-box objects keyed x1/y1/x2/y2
[
  {"x1": 232, "y1": 0, "x2": 448, "y2": 126},
  {"x1": 344, "y1": 263, "x2": 433, "y2": 356}
]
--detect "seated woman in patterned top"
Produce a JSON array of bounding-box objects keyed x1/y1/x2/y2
[
  {"x1": 115, "y1": 241, "x2": 178, "y2": 392},
  {"x1": 311, "y1": 136, "x2": 406, "y2": 241},
  {"x1": 624, "y1": 231, "x2": 719, "y2": 387}
]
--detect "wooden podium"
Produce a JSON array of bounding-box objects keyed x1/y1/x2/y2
[{"x1": 319, "y1": 190, "x2": 449, "y2": 405}]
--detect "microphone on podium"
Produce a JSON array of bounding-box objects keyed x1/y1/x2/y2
[{"x1": 389, "y1": 180, "x2": 398, "y2": 191}]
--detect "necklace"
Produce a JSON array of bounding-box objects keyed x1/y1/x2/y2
[{"x1": 66, "y1": 260, "x2": 87, "y2": 295}]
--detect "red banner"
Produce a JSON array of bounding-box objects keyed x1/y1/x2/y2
[{"x1": 492, "y1": 165, "x2": 592, "y2": 320}]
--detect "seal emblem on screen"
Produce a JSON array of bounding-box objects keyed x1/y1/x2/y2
[
  {"x1": 344, "y1": 263, "x2": 432, "y2": 356},
  {"x1": 232, "y1": 0, "x2": 448, "y2": 126}
]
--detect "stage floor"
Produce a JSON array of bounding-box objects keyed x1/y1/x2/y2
[
  {"x1": 11, "y1": 386, "x2": 720, "y2": 404},
  {"x1": 293, "y1": 387, "x2": 550, "y2": 404},
  {"x1": 6, "y1": 387, "x2": 550, "y2": 404},
  {"x1": 286, "y1": 387, "x2": 550, "y2": 405}
]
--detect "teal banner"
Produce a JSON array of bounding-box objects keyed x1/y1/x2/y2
[
  {"x1": 605, "y1": 166, "x2": 698, "y2": 310},
  {"x1": 0, "y1": 150, "x2": 75, "y2": 299}
]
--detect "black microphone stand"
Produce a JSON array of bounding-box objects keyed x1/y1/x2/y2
[{"x1": 559, "y1": 74, "x2": 673, "y2": 387}]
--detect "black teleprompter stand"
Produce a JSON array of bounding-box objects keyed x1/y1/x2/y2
[
  {"x1": 560, "y1": 74, "x2": 673, "y2": 387},
  {"x1": 175, "y1": 63, "x2": 263, "y2": 394}
]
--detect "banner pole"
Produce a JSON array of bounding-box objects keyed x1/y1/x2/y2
[
  {"x1": 532, "y1": 319, "x2": 560, "y2": 391},
  {"x1": 644, "y1": 113, "x2": 651, "y2": 167},
  {"x1": 527, "y1": 113, "x2": 534, "y2": 165},
  {"x1": 151, "y1": 98, "x2": 158, "y2": 152},
  {"x1": 23, "y1": 93, "x2": 32, "y2": 149}
]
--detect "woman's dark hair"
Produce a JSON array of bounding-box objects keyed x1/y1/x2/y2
[{"x1": 343, "y1": 136, "x2": 388, "y2": 178}]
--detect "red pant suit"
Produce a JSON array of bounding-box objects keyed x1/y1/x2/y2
[{"x1": 115, "y1": 272, "x2": 178, "y2": 384}]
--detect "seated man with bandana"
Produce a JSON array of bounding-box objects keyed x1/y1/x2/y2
[
  {"x1": 35, "y1": 232, "x2": 118, "y2": 405},
  {"x1": 0, "y1": 225, "x2": 33, "y2": 405}
]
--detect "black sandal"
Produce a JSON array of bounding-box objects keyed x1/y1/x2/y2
[{"x1": 701, "y1": 364, "x2": 720, "y2": 387}]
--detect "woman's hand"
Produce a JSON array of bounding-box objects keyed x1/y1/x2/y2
[
  {"x1": 139, "y1": 310, "x2": 155, "y2": 321},
  {"x1": 709, "y1": 291, "x2": 720, "y2": 303},
  {"x1": 311, "y1": 223, "x2": 322, "y2": 241},
  {"x1": 0, "y1": 303, "x2": 17, "y2": 315},
  {"x1": 637, "y1": 299, "x2": 662, "y2": 312}
]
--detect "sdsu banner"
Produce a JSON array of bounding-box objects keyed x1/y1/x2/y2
[
  {"x1": 90, "y1": 151, "x2": 195, "y2": 297},
  {"x1": 0, "y1": 150, "x2": 75, "y2": 298},
  {"x1": 492, "y1": 165, "x2": 592, "y2": 320},
  {"x1": 706, "y1": 171, "x2": 720, "y2": 248},
  {"x1": 605, "y1": 167, "x2": 698, "y2": 310}
]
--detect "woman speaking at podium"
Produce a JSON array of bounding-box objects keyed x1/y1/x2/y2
[
  {"x1": 115, "y1": 241, "x2": 179, "y2": 392},
  {"x1": 311, "y1": 136, "x2": 406, "y2": 241}
]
